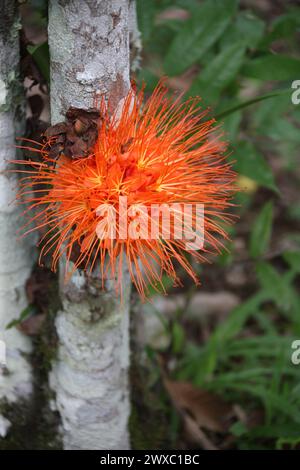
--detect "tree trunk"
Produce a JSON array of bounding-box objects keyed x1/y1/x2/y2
[
  {"x1": 48, "y1": 0, "x2": 132, "y2": 450},
  {"x1": 0, "y1": 0, "x2": 34, "y2": 438}
]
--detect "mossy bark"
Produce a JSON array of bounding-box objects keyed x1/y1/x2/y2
[{"x1": 0, "y1": 0, "x2": 35, "y2": 440}]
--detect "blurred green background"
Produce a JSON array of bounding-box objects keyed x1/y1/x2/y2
[
  {"x1": 132, "y1": 0, "x2": 300, "y2": 450},
  {"x1": 20, "y1": 0, "x2": 300, "y2": 450}
]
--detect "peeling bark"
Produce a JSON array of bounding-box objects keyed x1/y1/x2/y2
[
  {"x1": 48, "y1": 0, "x2": 132, "y2": 450},
  {"x1": 0, "y1": 0, "x2": 35, "y2": 438}
]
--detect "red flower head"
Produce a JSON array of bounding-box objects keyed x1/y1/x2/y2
[{"x1": 14, "y1": 82, "x2": 236, "y2": 300}]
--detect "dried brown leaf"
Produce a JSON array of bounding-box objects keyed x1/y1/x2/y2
[
  {"x1": 43, "y1": 107, "x2": 101, "y2": 160},
  {"x1": 164, "y1": 378, "x2": 234, "y2": 434}
]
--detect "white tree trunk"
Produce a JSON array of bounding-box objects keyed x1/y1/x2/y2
[
  {"x1": 0, "y1": 0, "x2": 34, "y2": 438},
  {"x1": 48, "y1": 0, "x2": 132, "y2": 450}
]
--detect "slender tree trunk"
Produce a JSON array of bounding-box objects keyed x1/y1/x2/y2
[
  {"x1": 48, "y1": 0, "x2": 132, "y2": 450},
  {"x1": 0, "y1": 0, "x2": 34, "y2": 438}
]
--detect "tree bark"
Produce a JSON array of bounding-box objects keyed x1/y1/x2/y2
[
  {"x1": 0, "y1": 0, "x2": 34, "y2": 438},
  {"x1": 48, "y1": 0, "x2": 132, "y2": 450}
]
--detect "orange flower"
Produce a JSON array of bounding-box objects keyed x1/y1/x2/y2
[{"x1": 14, "y1": 83, "x2": 236, "y2": 299}]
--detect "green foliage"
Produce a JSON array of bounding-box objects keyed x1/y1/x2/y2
[
  {"x1": 147, "y1": 273, "x2": 175, "y2": 297},
  {"x1": 215, "y1": 89, "x2": 290, "y2": 120},
  {"x1": 164, "y1": 0, "x2": 238, "y2": 76},
  {"x1": 249, "y1": 201, "x2": 273, "y2": 258},
  {"x1": 27, "y1": 42, "x2": 50, "y2": 83},
  {"x1": 283, "y1": 251, "x2": 300, "y2": 273},
  {"x1": 174, "y1": 274, "x2": 300, "y2": 448},
  {"x1": 6, "y1": 304, "x2": 36, "y2": 329},
  {"x1": 231, "y1": 141, "x2": 277, "y2": 192},
  {"x1": 136, "y1": 0, "x2": 300, "y2": 450},
  {"x1": 136, "y1": 0, "x2": 156, "y2": 44},
  {"x1": 256, "y1": 262, "x2": 292, "y2": 311},
  {"x1": 221, "y1": 11, "x2": 265, "y2": 49},
  {"x1": 189, "y1": 42, "x2": 246, "y2": 104},
  {"x1": 136, "y1": 0, "x2": 299, "y2": 200},
  {"x1": 261, "y1": 7, "x2": 300, "y2": 45},
  {"x1": 171, "y1": 322, "x2": 185, "y2": 355},
  {"x1": 242, "y1": 55, "x2": 300, "y2": 81}
]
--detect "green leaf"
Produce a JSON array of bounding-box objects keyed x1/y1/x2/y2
[
  {"x1": 221, "y1": 11, "x2": 265, "y2": 49},
  {"x1": 249, "y1": 201, "x2": 273, "y2": 258},
  {"x1": 261, "y1": 8, "x2": 300, "y2": 46},
  {"x1": 29, "y1": 0, "x2": 48, "y2": 19},
  {"x1": 146, "y1": 25, "x2": 177, "y2": 56},
  {"x1": 277, "y1": 436, "x2": 300, "y2": 450},
  {"x1": 242, "y1": 54, "x2": 300, "y2": 81},
  {"x1": 250, "y1": 422, "x2": 300, "y2": 440},
  {"x1": 231, "y1": 141, "x2": 277, "y2": 192},
  {"x1": 265, "y1": 118, "x2": 300, "y2": 143},
  {"x1": 172, "y1": 322, "x2": 185, "y2": 354},
  {"x1": 222, "y1": 111, "x2": 242, "y2": 141},
  {"x1": 146, "y1": 274, "x2": 174, "y2": 297},
  {"x1": 253, "y1": 92, "x2": 292, "y2": 131},
  {"x1": 225, "y1": 336, "x2": 291, "y2": 359},
  {"x1": 136, "y1": 0, "x2": 156, "y2": 43},
  {"x1": 223, "y1": 384, "x2": 300, "y2": 423},
  {"x1": 230, "y1": 421, "x2": 248, "y2": 437},
  {"x1": 158, "y1": 19, "x2": 184, "y2": 34},
  {"x1": 215, "y1": 89, "x2": 289, "y2": 120},
  {"x1": 283, "y1": 251, "x2": 300, "y2": 273},
  {"x1": 27, "y1": 42, "x2": 50, "y2": 83},
  {"x1": 256, "y1": 262, "x2": 291, "y2": 310},
  {"x1": 174, "y1": 0, "x2": 202, "y2": 10},
  {"x1": 138, "y1": 68, "x2": 159, "y2": 91},
  {"x1": 211, "y1": 292, "x2": 266, "y2": 344},
  {"x1": 189, "y1": 42, "x2": 246, "y2": 103},
  {"x1": 208, "y1": 367, "x2": 273, "y2": 385},
  {"x1": 256, "y1": 262, "x2": 280, "y2": 296},
  {"x1": 164, "y1": 0, "x2": 238, "y2": 76},
  {"x1": 182, "y1": 281, "x2": 255, "y2": 380},
  {"x1": 6, "y1": 304, "x2": 36, "y2": 330}
]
